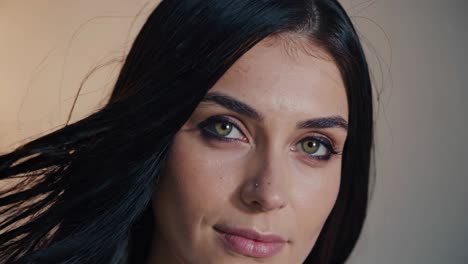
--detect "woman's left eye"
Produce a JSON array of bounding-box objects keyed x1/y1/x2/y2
[
  {"x1": 295, "y1": 137, "x2": 337, "y2": 160},
  {"x1": 197, "y1": 116, "x2": 246, "y2": 142}
]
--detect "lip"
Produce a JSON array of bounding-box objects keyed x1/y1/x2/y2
[{"x1": 213, "y1": 224, "x2": 287, "y2": 258}]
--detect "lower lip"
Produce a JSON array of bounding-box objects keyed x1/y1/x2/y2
[{"x1": 216, "y1": 230, "x2": 286, "y2": 258}]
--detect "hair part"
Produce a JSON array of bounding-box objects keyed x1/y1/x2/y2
[{"x1": 0, "y1": 1, "x2": 373, "y2": 263}]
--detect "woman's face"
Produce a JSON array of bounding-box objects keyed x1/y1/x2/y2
[{"x1": 151, "y1": 36, "x2": 348, "y2": 264}]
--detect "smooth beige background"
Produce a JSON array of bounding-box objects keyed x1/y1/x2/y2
[{"x1": 1, "y1": 0, "x2": 467, "y2": 263}]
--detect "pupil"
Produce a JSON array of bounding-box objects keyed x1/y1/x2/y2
[
  {"x1": 215, "y1": 122, "x2": 231, "y2": 135},
  {"x1": 303, "y1": 140, "x2": 319, "y2": 153}
]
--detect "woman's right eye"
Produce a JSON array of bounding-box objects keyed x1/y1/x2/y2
[{"x1": 197, "y1": 116, "x2": 247, "y2": 142}]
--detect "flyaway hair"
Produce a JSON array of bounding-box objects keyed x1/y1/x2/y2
[{"x1": 0, "y1": 1, "x2": 373, "y2": 263}]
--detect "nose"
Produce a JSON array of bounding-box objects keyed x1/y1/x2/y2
[{"x1": 240, "y1": 150, "x2": 290, "y2": 212}]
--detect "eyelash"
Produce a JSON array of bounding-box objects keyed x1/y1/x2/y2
[
  {"x1": 297, "y1": 136, "x2": 339, "y2": 161},
  {"x1": 197, "y1": 115, "x2": 340, "y2": 161},
  {"x1": 197, "y1": 116, "x2": 247, "y2": 143}
]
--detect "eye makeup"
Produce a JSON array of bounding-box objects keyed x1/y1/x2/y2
[
  {"x1": 292, "y1": 136, "x2": 341, "y2": 162},
  {"x1": 197, "y1": 115, "x2": 248, "y2": 143},
  {"x1": 197, "y1": 115, "x2": 342, "y2": 161}
]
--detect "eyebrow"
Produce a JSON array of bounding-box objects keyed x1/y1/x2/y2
[
  {"x1": 202, "y1": 92, "x2": 264, "y2": 121},
  {"x1": 296, "y1": 116, "x2": 348, "y2": 131},
  {"x1": 202, "y1": 91, "x2": 348, "y2": 131}
]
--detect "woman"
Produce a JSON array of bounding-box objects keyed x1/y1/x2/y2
[{"x1": 0, "y1": 0, "x2": 373, "y2": 263}]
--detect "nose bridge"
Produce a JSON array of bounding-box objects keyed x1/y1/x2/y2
[
  {"x1": 256, "y1": 145, "x2": 287, "y2": 186},
  {"x1": 241, "y1": 141, "x2": 290, "y2": 212}
]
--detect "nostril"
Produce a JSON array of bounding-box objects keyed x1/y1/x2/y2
[
  {"x1": 252, "y1": 200, "x2": 270, "y2": 212},
  {"x1": 249, "y1": 196, "x2": 288, "y2": 212},
  {"x1": 252, "y1": 201, "x2": 262, "y2": 209}
]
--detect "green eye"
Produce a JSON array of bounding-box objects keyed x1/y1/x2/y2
[
  {"x1": 301, "y1": 139, "x2": 320, "y2": 154},
  {"x1": 198, "y1": 116, "x2": 246, "y2": 141},
  {"x1": 296, "y1": 137, "x2": 335, "y2": 161},
  {"x1": 214, "y1": 122, "x2": 233, "y2": 136}
]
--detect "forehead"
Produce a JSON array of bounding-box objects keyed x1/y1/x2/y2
[{"x1": 209, "y1": 36, "x2": 348, "y2": 122}]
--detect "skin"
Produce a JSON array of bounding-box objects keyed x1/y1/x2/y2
[{"x1": 149, "y1": 35, "x2": 348, "y2": 264}]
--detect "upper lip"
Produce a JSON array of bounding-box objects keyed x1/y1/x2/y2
[{"x1": 213, "y1": 224, "x2": 287, "y2": 243}]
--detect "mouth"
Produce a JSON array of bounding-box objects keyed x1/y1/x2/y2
[{"x1": 213, "y1": 224, "x2": 287, "y2": 258}]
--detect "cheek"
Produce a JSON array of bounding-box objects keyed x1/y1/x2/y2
[
  {"x1": 163, "y1": 134, "x2": 243, "y2": 209},
  {"x1": 292, "y1": 162, "x2": 341, "y2": 246},
  {"x1": 154, "y1": 131, "x2": 245, "y2": 238},
  {"x1": 154, "y1": 127, "x2": 343, "y2": 262}
]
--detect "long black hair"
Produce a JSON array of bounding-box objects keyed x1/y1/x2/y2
[{"x1": 0, "y1": 0, "x2": 373, "y2": 263}]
